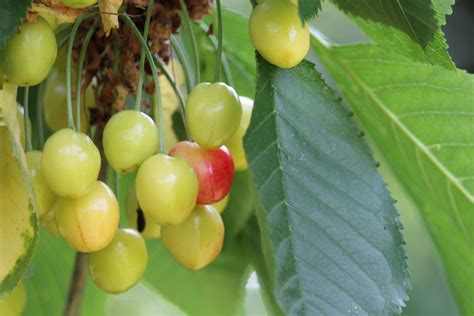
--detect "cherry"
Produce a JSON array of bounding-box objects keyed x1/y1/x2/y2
[
  {"x1": 43, "y1": 67, "x2": 93, "y2": 133},
  {"x1": 249, "y1": 0, "x2": 309, "y2": 68},
  {"x1": 185, "y1": 82, "x2": 242, "y2": 148},
  {"x1": 224, "y1": 96, "x2": 254, "y2": 171},
  {"x1": 162, "y1": 204, "x2": 224, "y2": 270},
  {"x1": 54, "y1": 181, "x2": 119, "y2": 253},
  {"x1": 135, "y1": 154, "x2": 198, "y2": 225},
  {"x1": 0, "y1": 17, "x2": 57, "y2": 86},
  {"x1": 169, "y1": 141, "x2": 235, "y2": 205},
  {"x1": 42, "y1": 128, "x2": 100, "y2": 198},
  {"x1": 103, "y1": 110, "x2": 159, "y2": 173},
  {"x1": 88, "y1": 228, "x2": 148, "y2": 294}
]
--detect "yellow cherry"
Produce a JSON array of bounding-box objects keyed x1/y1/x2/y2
[{"x1": 54, "y1": 181, "x2": 119, "y2": 252}]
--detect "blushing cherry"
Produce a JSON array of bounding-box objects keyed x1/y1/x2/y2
[{"x1": 169, "y1": 141, "x2": 235, "y2": 205}]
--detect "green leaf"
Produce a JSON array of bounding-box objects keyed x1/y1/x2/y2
[
  {"x1": 330, "y1": 0, "x2": 437, "y2": 47},
  {"x1": 313, "y1": 39, "x2": 474, "y2": 314},
  {"x1": 0, "y1": 0, "x2": 31, "y2": 49},
  {"x1": 144, "y1": 239, "x2": 251, "y2": 316},
  {"x1": 24, "y1": 229, "x2": 107, "y2": 315},
  {"x1": 222, "y1": 170, "x2": 255, "y2": 238},
  {"x1": 298, "y1": 0, "x2": 322, "y2": 23},
  {"x1": 329, "y1": 0, "x2": 454, "y2": 70},
  {"x1": 244, "y1": 56, "x2": 409, "y2": 315},
  {"x1": 242, "y1": 217, "x2": 285, "y2": 316},
  {"x1": 0, "y1": 83, "x2": 39, "y2": 296}
]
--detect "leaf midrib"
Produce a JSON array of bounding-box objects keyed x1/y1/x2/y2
[{"x1": 312, "y1": 36, "x2": 473, "y2": 238}]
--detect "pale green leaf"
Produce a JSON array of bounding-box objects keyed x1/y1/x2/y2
[
  {"x1": 313, "y1": 39, "x2": 474, "y2": 314},
  {"x1": 244, "y1": 57, "x2": 409, "y2": 315},
  {"x1": 24, "y1": 229, "x2": 107, "y2": 315},
  {"x1": 0, "y1": 83, "x2": 38, "y2": 296}
]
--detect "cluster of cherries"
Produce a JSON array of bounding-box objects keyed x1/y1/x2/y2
[{"x1": 0, "y1": 0, "x2": 308, "y2": 305}]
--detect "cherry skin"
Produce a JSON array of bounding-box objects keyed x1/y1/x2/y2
[
  {"x1": 54, "y1": 181, "x2": 119, "y2": 253},
  {"x1": 87, "y1": 228, "x2": 148, "y2": 294},
  {"x1": 126, "y1": 183, "x2": 161, "y2": 239},
  {"x1": 41, "y1": 208, "x2": 60, "y2": 236},
  {"x1": 103, "y1": 110, "x2": 159, "y2": 173},
  {"x1": 213, "y1": 194, "x2": 229, "y2": 214},
  {"x1": 136, "y1": 154, "x2": 198, "y2": 225},
  {"x1": 42, "y1": 128, "x2": 101, "y2": 198},
  {"x1": 224, "y1": 96, "x2": 254, "y2": 171},
  {"x1": 0, "y1": 280, "x2": 26, "y2": 316},
  {"x1": 162, "y1": 204, "x2": 224, "y2": 270},
  {"x1": 43, "y1": 67, "x2": 93, "y2": 132},
  {"x1": 26, "y1": 151, "x2": 56, "y2": 220},
  {"x1": 169, "y1": 141, "x2": 235, "y2": 205},
  {"x1": 185, "y1": 82, "x2": 242, "y2": 148},
  {"x1": 249, "y1": 0, "x2": 309, "y2": 69},
  {"x1": 61, "y1": 0, "x2": 97, "y2": 8},
  {"x1": 0, "y1": 17, "x2": 57, "y2": 86}
]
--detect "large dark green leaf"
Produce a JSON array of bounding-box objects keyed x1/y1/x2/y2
[
  {"x1": 298, "y1": 0, "x2": 322, "y2": 23},
  {"x1": 222, "y1": 170, "x2": 255, "y2": 238},
  {"x1": 244, "y1": 56, "x2": 409, "y2": 315},
  {"x1": 330, "y1": 0, "x2": 454, "y2": 70},
  {"x1": 144, "y1": 239, "x2": 250, "y2": 316},
  {"x1": 331, "y1": 0, "x2": 437, "y2": 47},
  {"x1": 0, "y1": 0, "x2": 31, "y2": 49},
  {"x1": 313, "y1": 39, "x2": 474, "y2": 314}
]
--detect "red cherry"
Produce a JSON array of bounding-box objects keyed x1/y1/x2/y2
[{"x1": 169, "y1": 141, "x2": 234, "y2": 205}]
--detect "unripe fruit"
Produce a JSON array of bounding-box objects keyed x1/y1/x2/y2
[
  {"x1": 212, "y1": 194, "x2": 229, "y2": 214},
  {"x1": 43, "y1": 68, "x2": 92, "y2": 132},
  {"x1": 126, "y1": 183, "x2": 161, "y2": 239},
  {"x1": 54, "y1": 181, "x2": 119, "y2": 253},
  {"x1": 0, "y1": 17, "x2": 57, "y2": 86},
  {"x1": 136, "y1": 154, "x2": 198, "y2": 225},
  {"x1": 224, "y1": 96, "x2": 254, "y2": 171},
  {"x1": 169, "y1": 141, "x2": 234, "y2": 205},
  {"x1": 162, "y1": 205, "x2": 224, "y2": 270},
  {"x1": 103, "y1": 110, "x2": 158, "y2": 173},
  {"x1": 249, "y1": 0, "x2": 309, "y2": 68},
  {"x1": 26, "y1": 151, "x2": 56, "y2": 219},
  {"x1": 42, "y1": 129, "x2": 100, "y2": 198},
  {"x1": 0, "y1": 280, "x2": 26, "y2": 316},
  {"x1": 61, "y1": 0, "x2": 97, "y2": 9},
  {"x1": 88, "y1": 228, "x2": 148, "y2": 294},
  {"x1": 186, "y1": 82, "x2": 242, "y2": 148}
]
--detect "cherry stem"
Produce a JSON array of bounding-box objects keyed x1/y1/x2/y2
[
  {"x1": 36, "y1": 82, "x2": 46, "y2": 149},
  {"x1": 151, "y1": 55, "x2": 189, "y2": 138},
  {"x1": 178, "y1": 0, "x2": 200, "y2": 85},
  {"x1": 64, "y1": 252, "x2": 87, "y2": 316},
  {"x1": 66, "y1": 13, "x2": 95, "y2": 132},
  {"x1": 170, "y1": 36, "x2": 193, "y2": 93},
  {"x1": 196, "y1": 21, "x2": 233, "y2": 86},
  {"x1": 121, "y1": 15, "x2": 164, "y2": 153},
  {"x1": 134, "y1": 0, "x2": 155, "y2": 111},
  {"x1": 213, "y1": 0, "x2": 223, "y2": 82},
  {"x1": 23, "y1": 87, "x2": 32, "y2": 152},
  {"x1": 75, "y1": 18, "x2": 99, "y2": 132}
]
